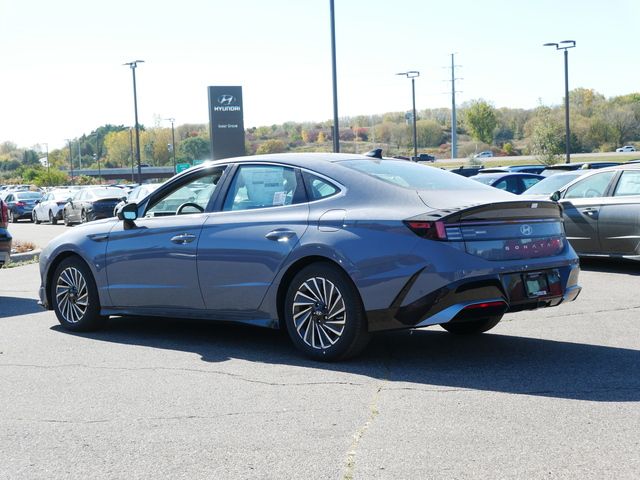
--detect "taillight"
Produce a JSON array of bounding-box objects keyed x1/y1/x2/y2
[
  {"x1": 404, "y1": 220, "x2": 448, "y2": 240},
  {"x1": 15, "y1": 201, "x2": 26, "y2": 207},
  {"x1": 463, "y1": 301, "x2": 507, "y2": 310}
]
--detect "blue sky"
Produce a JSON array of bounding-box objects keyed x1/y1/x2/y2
[{"x1": 1, "y1": 0, "x2": 638, "y2": 149}]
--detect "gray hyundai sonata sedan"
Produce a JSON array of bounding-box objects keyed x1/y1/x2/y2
[{"x1": 39, "y1": 153, "x2": 581, "y2": 360}]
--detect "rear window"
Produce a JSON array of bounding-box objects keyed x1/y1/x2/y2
[
  {"x1": 340, "y1": 160, "x2": 489, "y2": 191},
  {"x1": 16, "y1": 192, "x2": 42, "y2": 200}
]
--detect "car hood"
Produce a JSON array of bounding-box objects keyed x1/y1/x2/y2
[{"x1": 417, "y1": 188, "x2": 515, "y2": 210}]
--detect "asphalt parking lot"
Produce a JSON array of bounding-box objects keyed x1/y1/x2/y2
[{"x1": 1, "y1": 223, "x2": 639, "y2": 479}]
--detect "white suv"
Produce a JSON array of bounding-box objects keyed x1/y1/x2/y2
[{"x1": 616, "y1": 145, "x2": 636, "y2": 152}]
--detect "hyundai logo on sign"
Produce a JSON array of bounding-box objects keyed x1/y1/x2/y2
[
  {"x1": 520, "y1": 224, "x2": 533, "y2": 236},
  {"x1": 217, "y1": 94, "x2": 235, "y2": 105},
  {"x1": 214, "y1": 94, "x2": 241, "y2": 112}
]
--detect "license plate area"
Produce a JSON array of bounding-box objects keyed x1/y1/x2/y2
[{"x1": 523, "y1": 269, "x2": 561, "y2": 298}]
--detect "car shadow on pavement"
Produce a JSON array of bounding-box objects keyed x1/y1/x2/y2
[
  {"x1": 579, "y1": 258, "x2": 640, "y2": 276},
  {"x1": 51, "y1": 315, "x2": 640, "y2": 403},
  {"x1": 0, "y1": 296, "x2": 43, "y2": 318}
]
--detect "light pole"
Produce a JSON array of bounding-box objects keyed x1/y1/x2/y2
[
  {"x1": 66, "y1": 139, "x2": 74, "y2": 184},
  {"x1": 396, "y1": 71, "x2": 420, "y2": 158},
  {"x1": 164, "y1": 117, "x2": 177, "y2": 174},
  {"x1": 544, "y1": 40, "x2": 576, "y2": 164},
  {"x1": 124, "y1": 60, "x2": 144, "y2": 182},
  {"x1": 329, "y1": 0, "x2": 340, "y2": 152},
  {"x1": 41, "y1": 143, "x2": 49, "y2": 186},
  {"x1": 95, "y1": 134, "x2": 101, "y2": 184}
]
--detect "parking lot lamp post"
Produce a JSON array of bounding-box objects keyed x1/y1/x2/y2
[
  {"x1": 66, "y1": 139, "x2": 74, "y2": 184},
  {"x1": 330, "y1": 0, "x2": 340, "y2": 153},
  {"x1": 124, "y1": 60, "x2": 144, "y2": 183},
  {"x1": 43, "y1": 143, "x2": 49, "y2": 186},
  {"x1": 544, "y1": 40, "x2": 576, "y2": 164},
  {"x1": 396, "y1": 71, "x2": 420, "y2": 158},
  {"x1": 164, "y1": 118, "x2": 177, "y2": 174}
]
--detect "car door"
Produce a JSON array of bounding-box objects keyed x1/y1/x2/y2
[
  {"x1": 105, "y1": 167, "x2": 228, "y2": 310},
  {"x1": 66, "y1": 190, "x2": 83, "y2": 222},
  {"x1": 597, "y1": 169, "x2": 640, "y2": 254},
  {"x1": 197, "y1": 163, "x2": 309, "y2": 314},
  {"x1": 559, "y1": 170, "x2": 617, "y2": 254},
  {"x1": 34, "y1": 193, "x2": 47, "y2": 220}
]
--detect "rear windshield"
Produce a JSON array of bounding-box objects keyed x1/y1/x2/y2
[
  {"x1": 525, "y1": 172, "x2": 584, "y2": 194},
  {"x1": 340, "y1": 160, "x2": 489, "y2": 191},
  {"x1": 16, "y1": 192, "x2": 42, "y2": 200}
]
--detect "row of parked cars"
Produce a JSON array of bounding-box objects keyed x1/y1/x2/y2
[{"x1": 0, "y1": 183, "x2": 164, "y2": 226}]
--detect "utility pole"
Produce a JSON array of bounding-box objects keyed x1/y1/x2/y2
[
  {"x1": 447, "y1": 53, "x2": 462, "y2": 160},
  {"x1": 329, "y1": 0, "x2": 340, "y2": 153}
]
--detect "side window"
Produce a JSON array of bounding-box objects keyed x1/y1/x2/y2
[
  {"x1": 223, "y1": 165, "x2": 302, "y2": 211},
  {"x1": 304, "y1": 173, "x2": 339, "y2": 200},
  {"x1": 145, "y1": 167, "x2": 226, "y2": 217},
  {"x1": 614, "y1": 171, "x2": 640, "y2": 196},
  {"x1": 522, "y1": 177, "x2": 541, "y2": 190},
  {"x1": 494, "y1": 179, "x2": 508, "y2": 191},
  {"x1": 564, "y1": 171, "x2": 616, "y2": 199}
]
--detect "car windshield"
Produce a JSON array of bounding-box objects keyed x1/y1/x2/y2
[
  {"x1": 340, "y1": 160, "x2": 489, "y2": 191},
  {"x1": 16, "y1": 192, "x2": 42, "y2": 200},
  {"x1": 470, "y1": 175, "x2": 500, "y2": 185},
  {"x1": 524, "y1": 172, "x2": 584, "y2": 194},
  {"x1": 92, "y1": 188, "x2": 126, "y2": 199}
]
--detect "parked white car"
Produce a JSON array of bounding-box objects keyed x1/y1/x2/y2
[
  {"x1": 473, "y1": 150, "x2": 494, "y2": 159},
  {"x1": 32, "y1": 189, "x2": 73, "y2": 224},
  {"x1": 616, "y1": 145, "x2": 636, "y2": 152}
]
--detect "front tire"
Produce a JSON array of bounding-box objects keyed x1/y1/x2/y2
[
  {"x1": 440, "y1": 315, "x2": 503, "y2": 335},
  {"x1": 63, "y1": 210, "x2": 71, "y2": 226},
  {"x1": 51, "y1": 257, "x2": 106, "y2": 332},
  {"x1": 33, "y1": 211, "x2": 41, "y2": 224},
  {"x1": 80, "y1": 210, "x2": 87, "y2": 223},
  {"x1": 284, "y1": 263, "x2": 370, "y2": 361},
  {"x1": 49, "y1": 210, "x2": 58, "y2": 225}
]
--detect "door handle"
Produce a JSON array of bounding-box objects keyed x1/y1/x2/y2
[
  {"x1": 170, "y1": 233, "x2": 197, "y2": 244},
  {"x1": 265, "y1": 229, "x2": 297, "y2": 242},
  {"x1": 580, "y1": 208, "x2": 599, "y2": 218}
]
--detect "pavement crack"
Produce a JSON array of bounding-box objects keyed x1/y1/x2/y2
[{"x1": 0, "y1": 363, "x2": 365, "y2": 387}]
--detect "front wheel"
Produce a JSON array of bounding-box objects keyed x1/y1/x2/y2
[
  {"x1": 63, "y1": 211, "x2": 71, "y2": 226},
  {"x1": 440, "y1": 315, "x2": 503, "y2": 335},
  {"x1": 80, "y1": 210, "x2": 88, "y2": 223},
  {"x1": 49, "y1": 210, "x2": 58, "y2": 225},
  {"x1": 33, "y1": 211, "x2": 41, "y2": 224},
  {"x1": 284, "y1": 263, "x2": 370, "y2": 361},
  {"x1": 51, "y1": 257, "x2": 106, "y2": 331}
]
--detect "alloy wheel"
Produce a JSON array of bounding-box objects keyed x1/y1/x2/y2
[
  {"x1": 55, "y1": 266, "x2": 89, "y2": 324},
  {"x1": 291, "y1": 276, "x2": 346, "y2": 350}
]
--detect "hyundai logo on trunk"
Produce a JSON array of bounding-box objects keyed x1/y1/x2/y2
[{"x1": 520, "y1": 224, "x2": 533, "y2": 236}]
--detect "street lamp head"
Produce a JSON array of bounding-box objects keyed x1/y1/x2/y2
[
  {"x1": 560, "y1": 40, "x2": 576, "y2": 47},
  {"x1": 123, "y1": 60, "x2": 145, "y2": 68},
  {"x1": 396, "y1": 70, "x2": 420, "y2": 78},
  {"x1": 543, "y1": 42, "x2": 559, "y2": 48}
]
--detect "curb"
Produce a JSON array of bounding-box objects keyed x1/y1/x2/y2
[{"x1": 9, "y1": 248, "x2": 42, "y2": 264}]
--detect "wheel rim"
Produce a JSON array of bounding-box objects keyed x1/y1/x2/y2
[
  {"x1": 55, "y1": 267, "x2": 89, "y2": 323},
  {"x1": 292, "y1": 276, "x2": 346, "y2": 350}
]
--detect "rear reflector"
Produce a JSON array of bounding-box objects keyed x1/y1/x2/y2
[
  {"x1": 404, "y1": 220, "x2": 447, "y2": 240},
  {"x1": 463, "y1": 301, "x2": 507, "y2": 310}
]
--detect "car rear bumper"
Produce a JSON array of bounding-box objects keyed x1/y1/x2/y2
[{"x1": 366, "y1": 263, "x2": 581, "y2": 332}]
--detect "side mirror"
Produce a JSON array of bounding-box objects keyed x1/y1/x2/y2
[
  {"x1": 550, "y1": 190, "x2": 561, "y2": 202},
  {"x1": 66, "y1": 198, "x2": 73, "y2": 203},
  {"x1": 35, "y1": 200, "x2": 40, "y2": 204},
  {"x1": 118, "y1": 202, "x2": 139, "y2": 221}
]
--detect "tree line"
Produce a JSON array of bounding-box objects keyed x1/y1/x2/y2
[{"x1": 1, "y1": 87, "x2": 638, "y2": 184}]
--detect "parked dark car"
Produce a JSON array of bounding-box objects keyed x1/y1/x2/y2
[
  {"x1": 541, "y1": 162, "x2": 621, "y2": 176},
  {"x1": 533, "y1": 164, "x2": 640, "y2": 259},
  {"x1": 0, "y1": 199, "x2": 11, "y2": 267},
  {"x1": 4, "y1": 191, "x2": 42, "y2": 222},
  {"x1": 480, "y1": 165, "x2": 546, "y2": 175},
  {"x1": 63, "y1": 187, "x2": 126, "y2": 225},
  {"x1": 469, "y1": 172, "x2": 544, "y2": 194},
  {"x1": 412, "y1": 153, "x2": 436, "y2": 162},
  {"x1": 39, "y1": 153, "x2": 581, "y2": 361}
]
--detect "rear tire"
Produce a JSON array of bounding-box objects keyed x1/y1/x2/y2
[
  {"x1": 9, "y1": 210, "x2": 17, "y2": 223},
  {"x1": 440, "y1": 315, "x2": 503, "y2": 335},
  {"x1": 81, "y1": 210, "x2": 87, "y2": 223},
  {"x1": 284, "y1": 263, "x2": 370, "y2": 361},
  {"x1": 51, "y1": 256, "x2": 107, "y2": 332}
]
